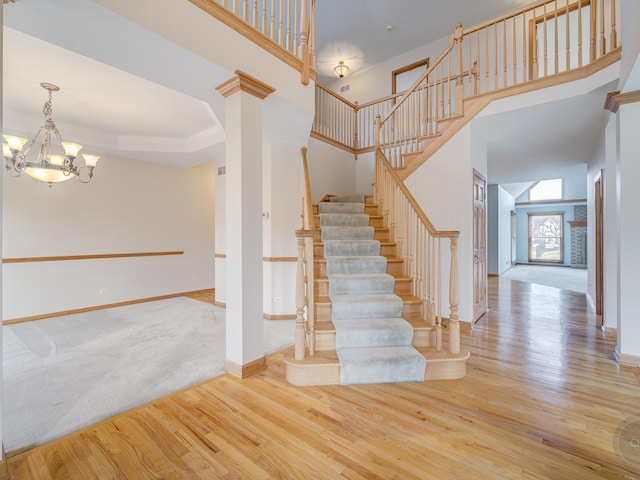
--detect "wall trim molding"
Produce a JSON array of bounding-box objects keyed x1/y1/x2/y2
[
  {"x1": 264, "y1": 313, "x2": 296, "y2": 320},
  {"x1": 263, "y1": 257, "x2": 297, "y2": 263},
  {"x1": 604, "y1": 89, "x2": 640, "y2": 113},
  {"x1": 3, "y1": 251, "x2": 184, "y2": 264},
  {"x1": 214, "y1": 301, "x2": 227, "y2": 308},
  {"x1": 214, "y1": 253, "x2": 227, "y2": 259},
  {"x1": 0, "y1": 444, "x2": 8, "y2": 480},
  {"x1": 515, "y1": 198, "x2": 587, "y2": 206},
  {"x1": 216, "y1": 70, "x2": 276, "y2": 100},
  {"x1": 615, "y1": 351, "x2": 640, "y2": 368},
  {"x1": 224, "y1": 356, "x2": 267, "y2": 378},
  {"x1": 3, "y1": 289, "x2": 215, "y2": 325}
]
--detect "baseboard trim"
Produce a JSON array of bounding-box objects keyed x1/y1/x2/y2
[
  {"x1": 487, "y1": 273, "x2": 499, "y2": 278},
  {"x1": 0, "y1": 444, "x2": 8, "y2": 480},
  {"x1": 214, "y1": 301, "x2": 227, "y2": 308},
  {"x1": 440, "y1": 317, "x2": 472, "y2": 334},
  {"x1": 264, "y1": 313, "x2": 296, "y2": 320},
  {"x1": 3, "y1": 289, "x2": 216, "y2": 325},
  {"x1": 616, "y1": 352, "x2": 640, "y2": 368},
  {"x1": 224, "y1": 356, "x2": 267, "y2": 378}
]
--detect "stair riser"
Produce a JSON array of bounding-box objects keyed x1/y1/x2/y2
[
  {"x1": 315, "y1": 327, "x2": 436, "y2": 351},
  {"x1": 315, "y1": 278, "x2": 412, "y2": 297},
  {"x1": 315, "y1": 260, "x2": 404, "y2": 277},
  {"x1": 315, "y1": 302, "x2": 423, "y2": 322},
  {"x1": 315, "y1": 243, "x2": 396, "y2": 258},
  {"x1": 314, "y1": 229, "x2": 389, "y2": 242},
  {"x1": 314, "y1": 215, "x2": 384, "y2": 228}
]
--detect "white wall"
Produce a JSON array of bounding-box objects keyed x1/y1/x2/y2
[
  {"x1": 616, "y1": 100, "x2": 640, "y2": 359},
  {"x1": 307, "y1": 137, "x2": 357, "y2": 202},
  {"x1": 328, "y1": 36, "x2": 451, "y2": 104},
  {"x1": 488, "y1": 185, "x2": 515, "y2": 275},
  {"x1": 620, "y1": 0, "x2": 640, "y2": 90},
  {"x1": 0, "y1": 0, "x2": 4, "y2": 453},
  {"x1": 3, "y1": 156, "x2": 215, "y2": 319}
]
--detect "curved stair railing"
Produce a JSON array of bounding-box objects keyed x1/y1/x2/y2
[
  {"x1": 295, "y1": 146, "x2": 315, "y2": 360},
  {"x1": 189, "y1": 0, "x2": 316, "y2": 84},
  {"x1": 373, "y1": 0, "x2": 619, "y2": 170},
  {"x1": 375, "y1": 150, "x2": 461, "y2": 354}
]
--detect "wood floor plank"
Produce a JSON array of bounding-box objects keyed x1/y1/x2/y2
[{"x1": 7, "y1": 277, "x2": 640, "y2": 479}]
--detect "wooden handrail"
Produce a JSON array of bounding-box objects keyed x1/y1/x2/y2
[
  {"x1": 381, "y1": 36, "x2": 457, "y2": 125},
  {"x1": 375, "y1": 148, "x2": 460, "y2": 354},
  {"x1": 301, "y1": 146, "x2": 314, "y2": 230},
  {"x1": 376, "y1": 151, "x2": 458, "y2": 239},
  {"x1": 316, "y1": 83, "x2": 359, "y2": 110},
  {"x1": 295, "y1": 146, "x2": 315, "y2": 360},
  {"x1": 189, "y1": 0, "x2": 316, "y2": 85}
]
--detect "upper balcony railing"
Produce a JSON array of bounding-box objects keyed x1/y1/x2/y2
[
  {"x1": 189, "y1": 0, "x2": 316, "y2": 84},
  {"x1": 312, "y1": 0, "x2": 620, "y2": 165}
]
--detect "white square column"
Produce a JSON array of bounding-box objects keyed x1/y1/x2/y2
[
  {"x1": 612, "y1": 91, "x2": 640, "y2": 366},
  {"x1": 216, "y1": 71, "x2": 275, "y2": 378}
]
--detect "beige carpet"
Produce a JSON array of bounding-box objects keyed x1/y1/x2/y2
[
  {"x1": 2, "y1": 297, "x2": 294, "y2": 453},
  {"x1": 500, "y1": 265, "x2": 587, "y2": 293}
]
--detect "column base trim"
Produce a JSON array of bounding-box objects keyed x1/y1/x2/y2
[
  {"x1": 615, "y1": 351, "x2": 640, "y2": 368},
  {"x1": 225, "y1": 356, "x2": 267, "y2": 378}
]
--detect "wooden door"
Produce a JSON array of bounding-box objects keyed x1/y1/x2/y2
[
  {"x1": 473, "y1": 170, "x2": 487, "y2": 322},
  {"x1": 594, "y1": 170, "x2": 604, "y2": 324}
]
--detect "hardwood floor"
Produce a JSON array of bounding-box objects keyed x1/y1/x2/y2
[{"x1": 7, "y1": 278, "x2": 640, "y2": 479}]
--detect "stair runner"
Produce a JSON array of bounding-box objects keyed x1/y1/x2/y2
[{"x1": 320, "y1": 195, "x2": 426, "y2": 385}]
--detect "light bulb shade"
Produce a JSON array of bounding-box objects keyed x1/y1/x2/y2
[
  {"x1": 3, "y1": 143, "x2": 12, "y2": 158},
  {"x1": 25, "y1": 167, "x2": 75, "y2": 183},
  {"x1": 48, "y1": 155, "x2": 65, "y2": 166},
  {"x1": 82, "y1": 154, "x2": 100, "y2": 168},
  {"x1": 334, "y1": 61, "x2": 349, "y2": 78},
  {"x1": 61, "y1": 142, "x2": 82, "y2": 157},
  {"x1": 3, "y1": 135, "x2": 28, "y2": 152}
]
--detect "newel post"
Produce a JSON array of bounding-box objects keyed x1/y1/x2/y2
[
  {"x1": 295, "y1": 232, "x2": 307, "y2": 360},
  {"x1": 449, "y1": 236, "x2": 460, "y2": 354},
  {"x1": 454, "y1": 23, "x2": 465, "y2": 116}
]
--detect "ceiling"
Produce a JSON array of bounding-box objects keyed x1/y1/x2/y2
[{"x1": 2, "y1": 0, "x2": 620, "y2": 184}]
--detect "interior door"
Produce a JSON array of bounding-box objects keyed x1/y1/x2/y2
[
  {"x1": 511, "y1": 210, "x2": 517, "y2": 265},
  {"x1": 473, "y1": 170, "x2": 487, "y2": 322},
  {"x1": 594, "y1": 170, "x2": 604, "y2": 324}
]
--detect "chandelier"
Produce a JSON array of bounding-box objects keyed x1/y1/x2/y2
[
  {"x1": 3, "y1": 82, "x2": 100, "y2": 185},
  {"x1": 334, "y1": 61, "x2": 349, "y2": 78}
]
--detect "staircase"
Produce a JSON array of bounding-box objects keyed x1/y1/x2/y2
[{"x1": 284, "y1": 189, "x2": 469, "y2": 386}]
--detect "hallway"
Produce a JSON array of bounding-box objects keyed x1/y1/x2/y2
[{"x1": 7, "y1": 277, "x2": 639, "y2": 479}]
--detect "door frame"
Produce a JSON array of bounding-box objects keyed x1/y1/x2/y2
[
  {"x1": 472, "y1": 169, "x2": 487, "y2": 323},
  {"x1": 594, "y1": 169, "x2": 604, "y2": 324}
]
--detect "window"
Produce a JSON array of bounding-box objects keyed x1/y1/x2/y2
[
  {"x1": 529, "y1": 178, "x2": 562, "y2": 201},
  {"x1": 528, "y1": 212, "x2": 564, "y2": 263}
]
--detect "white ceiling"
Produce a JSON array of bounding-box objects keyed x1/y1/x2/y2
[{"x1": 2, "y1": 0, "x2": 620, "y2": 184}]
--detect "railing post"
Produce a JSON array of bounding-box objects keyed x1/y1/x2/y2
[
  {"x1": 449, "y1": 236, "x2": 460, "y2": 354},
  {"x1": 295, "y1": 232, "x2": 306, "y2": 360},
  {"x1": 354, "y1": 101, "x2": 359, "y2": 154},
  {"x1": 300, "y1": 0, "x2": 310, "y2": 85},
  {"x1": 454, "y1": 23, "x2": 465, "y2": 116}
]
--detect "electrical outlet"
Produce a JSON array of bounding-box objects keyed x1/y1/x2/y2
[
  {"x1": 99, "y1": 288, "x2": 109, "y2": 295},
  {"x1": 273, "y1": 297, "x2": 283, "y2": 303}
]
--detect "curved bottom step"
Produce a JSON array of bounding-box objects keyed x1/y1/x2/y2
[{"x1": 283, "y1": 348, "x2": 470, "y2": 386}]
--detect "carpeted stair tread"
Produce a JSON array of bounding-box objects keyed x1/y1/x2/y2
[
  {"x1": 331, "y1": 293, "x2": 403, "y2": 320},
  {"x1": 324, "y1": 240, "x2": 381, "y2": 257},
  {"x1": 325, "y1": 256, "x2": 388, "y2": 275},
  {"x1": 330, "y1": 195, "x2": 366, "y2": 203},
  {"x1": 328, "y1": 273, "x2": 395, "y2": 295},
  {"x1": 320, "y1": 214, "x2": 370, "y2": 227},
  {"x1": 322, "y1": 226, "x2": 375, "y2": 241},
  {"x1": 318, "y1": 202, "x2": 365, "y2": 214},
  {"x1": 337, "y1": 346, "x2": 426, "y2": 385},
  {"x1": 333, "y1": 317, "x2": 414, "y2": 348}
]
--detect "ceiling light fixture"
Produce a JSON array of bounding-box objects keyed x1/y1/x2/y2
[
  {"x1": 334, "y1": 61, "x2": 349, "y2": 78},
  {"x1": 3, "y1": 82, "x2": 100, "y2": 185}
]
